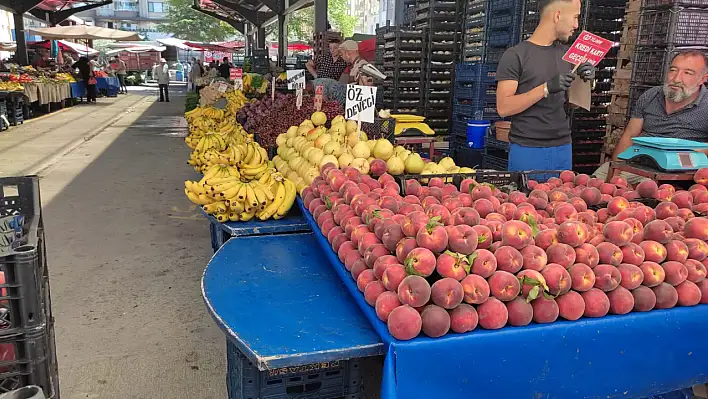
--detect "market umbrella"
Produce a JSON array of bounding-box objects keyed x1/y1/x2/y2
[
  {"x1": 26, "y1": 25, "x2": 141, "y2": 41},
  {"x1": 28, "y1": 40, "x2": 99, "y2": 56}
]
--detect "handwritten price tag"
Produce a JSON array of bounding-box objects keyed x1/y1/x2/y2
[
  {"x1": 314, "y1": 84, "x2": 323, "y2": 112},
  {"x1": 287, "y1": 69, "x2": 306, "y2": 90}
]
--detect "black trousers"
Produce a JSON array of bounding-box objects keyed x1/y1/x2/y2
[
  {"x1": 85, "y1": 82, "x2": 97, "y2": 102},
  {"x1": 159, "y1": 84, "x2": 169, "y2": 102}
]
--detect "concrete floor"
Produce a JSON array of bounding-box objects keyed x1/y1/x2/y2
[{"x1": 1, "y1": 85, "x2": 383, "y2": 399}]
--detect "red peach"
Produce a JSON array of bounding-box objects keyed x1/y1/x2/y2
[
  {"x1": 672, "y1": 190, "x2": 694, "y2": 209},
  {"x1": 631, "y1": 206, "x2": 656, "y2": 225},
  {"x1": 351, "y1": 259, "x2": 368, "y2": 280},
  {"x1": 652, "y1": 282, "x2": 679, "y2": 309},
  {"x1": 404, "y1": 247, "x2": 437, "y2": 277},
  {"x1": 665, "y1": 240, "x2": 689, "y2": 263},
  {"x1": 546, "y1": 243, "x2": 577, "y2": 269},
  {"x1": 632, "y1": 285, "x2": 657, "y2": 311},
  {"x1": 477, "y1": 298, "x2": 508, "y2": 330},
  {"x1": 618, "y1": 263, "x2": 644, "y2": 290},
  {"x1": 436, "y1": 251, "x2": 470, "y2": 281},
  {"x1": 449, "y1": 304, "x2": 478, "y2": 333},
  {"x1": 676, "y1": 280, "x2": 702, "y2": 306},
  {"x1": 554, "y1": 202, "x2": 579, "y2": 223},
  {"x1": 685, "y1": 259, "x2": 707, "y2": 283},
  {"x1": 593, "y1": 264, "x2": 622, "y2": 292},
  {"x1": 338, "y1": 241, "x2": 357, "y2": 264},
  {"x1": 499, "y1": 221, "x2": 533, "y2": 250},
  {"x1": 495, "y1": 246, "x2": 524, "y2": 274},
  {"x1": 344, "y1": 250, "x2": 364, "y2": 272},
  {"x1": 699, "y1": 280, "x2": 708, "y2": 304},
  {"x1": 365, "y1": 244, "x2": 391, "y2": 268},
  {"x1": 655, "y1": 202, "x2": 679, "y2": 220},
  {"x1": 520, "y1": 245, "x2": 547, "y2": 272},
  {"x1": 581, "y1": 288, "x2": 610, "y2": 317},
  {"x1": 639, "y1": 261, "x2": 666, "y2": 287},
  {"x1": 664, "y1": 216, "x2": 686, "y2": 233},
  {"x1": 446, "y1": 225, "x2": 479, "y2": 255},
  {"x1": 395, "y1": 237, "x2": 418, "y2": 263},
  {"x1": 382, "y1": 264, "x2": 407, "y2": 291},
  {"x1": 549, "y1": 189, "x2": 568, "y2": 203},
  {"x1": 473, "y1": 198, "x2": 495, "y2": 218},
  {"x1": 684, "y1": 217, "x2": 708, "y2": 241},
  {"x1": 574, "y1": 243, "x2": 600, "y2": 268},
  {"x1": 505, "y1": 297, "x2": 534, "y2": 326},
  {"x1": 597, "y1": 208, "x2": 609, "y2": 223},
  {"x1": 387, "y1": 305, "x2": 422, "y2": 340},
  {"x1": 557, "y1": 221, "x2": 589, "y2": 247},
  {"x1": 643, "y1": 220, "x2": 674, "y2": 244},
  {"x1": 357, "y1": 232, "x2": 382, "y2": 256},
  {"x1": 426, "y1": 204, "x2": 452, "y2": 226},
  {"x1": 431, "y1": 278, "x2": 465, "y2": 309},
  {"x1": 695, "y1": 168, "x2": 708, "y2": 186},
  {"x1": 534, "y1": 229, "x2": 559, "y2": 251},
  {"x1": 639, "y1": 240, "x2": 667, "y2": 263},
  {"x1": 351, "y1": 224, "x2": 372, "y2": 245},
  {"x1": 661, "y1": 261, "x2": 688, "y2": 286},
  {"x1": 401, "y1": 211, "x2": 429, "y2": 238},
  {"x1": 421, "y1": 196, "x2": 440, "y2": 210},
  {"x1": 574, "y1": 173, "x2": 590, "y2": 185},
  {"x1": 569, "y1": 197, "x2": 589, "y2": 213},
  {"x1": 607, "y1": 286, "x2": 635, "y2": 315},
  {"x1": 596, "y1": 242, "x2": 623, "y2": 266},
  {"x1": 620, "y1": 242, "x2": 645, "y2": 266},
  {"x1": 420, "y1": 305, "x2": 451, "y2": 338},
  {"x1": 517, "y1": 269, "x2": 547, "y2": 298},
  {"x1": 685, "y1": 238, "x2": 708, "y2": 261},
  {"x1": 576, "y1": 211, "x2": 596, "y2": 225},
  {"x1": 397, "y1": 275, "x2": 431, "y2": 307},
  {"x1": 373, "y1": 255, "x2": 399, "y2": 280},
  {"x1": 531, "y1": 296, "x2": 559, "y2": 324},
  {"x1": 450, "y1": 207, "x2": 481, "y2": 226},
  {"x1": 488, "y1": 271, "x2": 521, "y2": 302},
  {"x1": 607, "y1": 196, "x2": 630, "y2": 216},
  {"x1": 365, "y1": 281, "x2": 387, "y2": 306},
  {"x1": 603, "y1": 221, "x2": 634, "y2": 246},
  {"x1": 611, "y1": 176, "x2": 628, "y2": 188},
  {"x1": 556, "y1": 291, "x2": 586, "y2": 321},
  {"x1": 416, "y1": 221, "x2": 448, "y2": 253},
  {"x1": 580, "y1": 187, "x2": 602, "y2": 206},
  {"x1": 472, "y1": 225, "x2": 493, "y2": 250},
  {"x1": 469, "y1": 249, "x2": 497, "y2": 278},
  {"x1": 461, "y1": 274, "x2": 490, "y2": 304},
  {"x1": 599, "y1": 182, "x2": 616, "y2": 196},
  {"x1": 569, "y1": 263, "x2": 596, "y2": 292},
  {"x1": 381, "y1": 224, "x2": 405, "y2": 252},
  {"x1": 541, "y1": 263, "x2": 572, "y2": 295},
  {"x1": 636, "y1": 180, "x2": 658, "y2": 198},
  {"x1": 356, "y1": 269, "x2": 376, "y2": 292},
  {"x1": 559, "y1": 170, "x2": 575, "y2": 183}
]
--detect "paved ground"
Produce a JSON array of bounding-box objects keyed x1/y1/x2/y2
[{"x1": 2, "y1": 84, "x2": 383, "y2": 399}]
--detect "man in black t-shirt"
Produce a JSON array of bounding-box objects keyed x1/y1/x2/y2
[
  {"x1": 219, "y1": 57, "x2": 232, "y2": 80},
  {"x1": 496, "y1": 0, "x2": 595, "y2": 171}
]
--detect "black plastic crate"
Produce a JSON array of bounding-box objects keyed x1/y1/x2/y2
[
  {"x1": 638, "y1": 8, "x2": 708, "y2": 46},
  {"x1": 644, "y1": 0, "x2": 708, "y2": 8},
  {"x1": 452, "y1": 145, "x2": 485, "y2": 167},
  {"x1": 631, "y1": 47, "x2": 708, "y2": 85},
  {"x1": 488, "y1": 12, "x2": 520, "y2": 30},
  {"x1": 485, "y1": 136, "x2": 509, "y2": 152},
  {"x1": 226, "y1": 339, "x2": 362, "y2": 399},
  {"x1": 0, "y1": 323, "x2": 59, "y2": 398}
]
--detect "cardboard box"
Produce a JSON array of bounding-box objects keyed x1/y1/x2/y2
[{"x1": 694, "y1": 384, "x2": 708, "y2": 398}]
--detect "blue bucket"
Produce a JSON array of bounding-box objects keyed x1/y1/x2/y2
[{"x1": 467, "y1": 120, "x2": 490, "y2": 149}]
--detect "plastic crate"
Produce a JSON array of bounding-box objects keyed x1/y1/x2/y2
[
  {"x1": 0, "y1": 323, "x2": 59, "y2": 398},
  {"x1": 631, "y1": 47, "x2": 677, "y2": 85},
  {"x1": 482, "y1": 153, "x2": 508, "y2": 170},
  {"x1": 455, "y1": 63, "x2": 486, "y2": 82},
  {"x1": 486, "y1": 29, "x2": 519, "y2": 48},
  {"x1": 226, "y1": 339, "x2": 362, "y2": 399},
  {"x1": 488, "y1": 0, "x2": 521, "y2": 13},
  {"x1": 485, "y1": 48, "x2": 506, "y2": 64},
  {"x1": 397, "y1": 171, "x2": 524, "y2": 193},
  {"x1": 452, "y1": 145, "x2": 484, "y2": 167},
  {"x1": 487, "y1": 12, "x2": 520, "y2": 30},
  {"x1": 644, "y1": 0, "x2": 708, "y2": 8},
  {"x1": 637, "y1": 8, "x2": 708, "y2": 46}
]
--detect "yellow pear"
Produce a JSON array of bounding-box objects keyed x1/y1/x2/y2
[
  {"x1": 404, "y1": 153, "x2": 425, "y2": 174},
  {"x1": 286, "y1": 126, "x2": 299, "y2": 138},
  {"x1": 352, "y1": 141, "x2": 371, "y2": 159},
  {"x1": 297, "y1": 125, "x2": 310, "y2": 136},
  {"x1": 300, "y1": 119, "x2": 314, "y2": 129},
  {"x1": 311, "y1": 111, "x2": 327, "y2": 126},
  {"x1": 276, "y1": 134, "x2": 287, "y2": 147},
  {"x1": 329, "y1": 122, "x2": 346, "y2": 136},
  {"x1": 320, "y1": 154, "x2": 339, "y2": 168},
  {"x1": 347, "y1": 131, "x2": 368, "y2": 147},
  {"x1": 314, "y1": 133, "x2": 332, "y2": 149},
  {"x1": 386, "y1": 155, "x2": 405, "y2": 175},
  {"x1": 350, "y1": 157, "x2": 370, "y2": 174},
  {"x1": 373, "y1": 138, "x2": 394, "y2": 160},
  {"x1": 345, "y1": 120, "x2": 358, "y2": 133},
  {"x1": 338, "y1": 153, "x2": 354, "y2": 167},
  {"x1": 332, "y1": 115, "x2": 345, "y2": 125},
  {"x1": 439, "y1": 156, "x2": 456, "y2": 171}
]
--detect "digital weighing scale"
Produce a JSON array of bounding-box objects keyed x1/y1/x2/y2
[
  {"x1": 389, "y1": 114, "x2": 435, "y2": 136},
  {"x1": 617, "y1": 137, "x2": 708, "y2": 172}
]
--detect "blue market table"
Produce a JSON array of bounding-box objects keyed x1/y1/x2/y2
[
  {"x1": 296, "y1": 198, "x2": 708, "y2": 399},
  {"x1": 202, "y1": 233, "x2": 384, "y2": 370}
]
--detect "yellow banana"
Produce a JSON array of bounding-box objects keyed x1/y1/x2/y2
[
  {"x1": 211, "y1": 180, "x2": 241, "y2": 194},
  {"x1": 206, "y1": 176, "x2": 239, "y2": 186},
  {"x1": 252, "y1": 184, "x2": 269, "y2": 207},
  {"x1": 245, "y1": 183, "x2": 259, "y2": 209},
  {"x1": 228, "y1": 212, "x2": 240, "y2": 222},
  {"x1": 228, "y1": 199, "x2": 245, "y2": 213},
  {"x1": 239, "y1": 210, "x2": 255, "y2": 221},
  {"x1": 275, "y1": 179, "x2": 296, "y2": 219},
  {"x1": 258, "y1": 181, "x2": 285, "y2": 220},
  {"x1": 221, "y1": 182, "x2": 243, "y2": 199},
  {"x1": 203, "y1": 201, "x2": 224, "y2": 214},
  {"x1": 215, "y1": 212, "x2": 229, "y2": 223},
  {"x1": 235, "y1": 184, "x2": 248, "y2": 202}
]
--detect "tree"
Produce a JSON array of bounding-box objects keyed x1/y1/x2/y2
[
  {"x1": 328, "y1": 0, "x2": 357, "y2": 38},
  {"x1": 287, "y1": 7, "x2": 314, "y2": 42},
  {"x1": 159, "y1": 0, "x2": 241, "y2": 42}
]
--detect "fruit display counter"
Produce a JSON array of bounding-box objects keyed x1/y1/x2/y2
[{"x1": 296, "y1": 165, "x2": 708, "y2": 398}]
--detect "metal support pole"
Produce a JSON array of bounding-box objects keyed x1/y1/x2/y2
[
  {"x1": 277, "y1": 14, "x2": 286, "y2": 65},
  {"x1": 257, "y1": 26, "x2": 266, "y2": 48},
  {"x1": 13, "y1": 13, "x2": 28, "y2": 65},
  {"x1": 314, "y1": 0, "x2": 327, "y2": 34}
]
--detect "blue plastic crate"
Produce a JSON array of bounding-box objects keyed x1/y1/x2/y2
[
  {"x1": 488, "y1": 11, "x2": 520, "y2": 30},
  {"x1": 454, "y1": 82, "x2": 481, "y2": 99},
  {"x1": 226, "y1": 340, "x2": 363, "y2": 399},
  {"x1": 485, "y1": 48, "x2": 507, "y2": 64},
  {"x1": 486, "y1": 30, "x2": 518, "y2": 48},
  {"x1": 455, "y1": 63, "x2": 487, "y2": 82},
  {"x1": 487, "y1": 0, "x2": 522, "y2": 13},
  {"x1": 453, "y1": 100, "x2": 481, "y2": 118}
]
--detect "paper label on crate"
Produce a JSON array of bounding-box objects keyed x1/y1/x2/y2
[
  {"x1": 230, "y1": 68, "x2": 243, "y2": 90},
  {"x1": 345, "y1": 84, "x2": 377, "y2": 123},
  {"x1": 314, "y1": 84, "x2": 323, "y2": 111},
  {"x1": 287, "y1": 69, "x2": 306, "y2": 90},
  {"x1": 562, "y1": 31, "x2": 614, "y2": 66}
]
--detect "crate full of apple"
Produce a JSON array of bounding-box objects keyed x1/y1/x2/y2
[{"x1": 302, "y1": 165, "x2": 708, "y2": 341}]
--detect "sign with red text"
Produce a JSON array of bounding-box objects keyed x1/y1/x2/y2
[
  {"x1": 314, "y1": 84, "x2": 323, "y2": 111},
  {"x1": 562, "y1": 31, "x2": 614, "y2": 66},
  {"x1": 230, "y1": 68, "x2": 243, "y2": 89}
]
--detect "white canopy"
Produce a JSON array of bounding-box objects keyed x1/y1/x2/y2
[
  {"x1": 57, "y1": 40, "x2": 98, "y2": 56},
  {"x1": 105, "y1": 45, "x2": 166, "y2": 54},
  {"x1": 27, "y1": 25, "x2": 141, "y2": 41}
]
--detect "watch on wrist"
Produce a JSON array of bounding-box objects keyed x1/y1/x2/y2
[{"x1": 543, "y1": 83, "x2": 549, "y2": 98}]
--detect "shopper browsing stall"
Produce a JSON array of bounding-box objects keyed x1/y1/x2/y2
[
  {"x1": 73, "y1": 56, "x2": 97, "y2": 103},
  {"x1": 155, "y1": 58, "x2": 170, "y2": 102},
  {"x1": 306, "y1": 38, "x2": 348, "y2": 80},
  {"x1": 496, "y1": 0, "x2": 594, "y2": 171},
  {"x1": 111, "y1": 55, "x2": 128, "y2": 94},
  {"x1": 593, "y1": 50, "x2": 708, "y2": 184}
]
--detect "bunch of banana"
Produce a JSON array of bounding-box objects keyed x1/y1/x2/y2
[
  {"x1": 194, "y1": 132, "x2": 227, "y2": 153},
  {"x1": 185, "y1": 106, "x2": 204, "y2": 122},
  {"x1": 201, "y1": 107, "x2": 226, "y2": 121},
  {"x1": 225, "y1": 90, "x2": 247, "y2": 116},
  {"x1": 184, "y1": 164, "x2": 240, "y2": 207},
  {"x1": 238, "y1": 142, "x2": 272, "y2": 180}
]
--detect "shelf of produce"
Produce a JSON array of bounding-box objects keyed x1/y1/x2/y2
[
  {"x1": 298, "y1": 198, "x2": 708, "y2": 399},
  {"x1": 202, "y1": 232, "x2": 385, "y2": 370}
]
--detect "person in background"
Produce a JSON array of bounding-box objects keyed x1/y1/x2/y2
[
  {"x1": 155, "y1": 58, "x2": 170, "y2": 102},
  {"x1": 32, "y1": 50, "x2": 49, "y2": 68},
  {"x1": 339, "y1": 40, "x2": 372, "y2": 86},
  {"x1": 593, "y1": 50, "x2": 708, "y2": 184},
  {"x1": 112, "y1": 55, "x2": 128, "y2": 94},
  {"x1": 73, "y1": 56, "x2": 97, "y2": 103},
  {"x1": 495, "y1": 0, "x2": 595, "y2": 171},
  {"x1": 190, "y1": 57, "x2": 203, "y2": 91},
  {"x1": 89, "y1": 56, "x2": 100, "y2": 72},
  {"x1": 63, "y1": 52, "x2": 75, "y2": 69},
  {"x1": 306, "y1": 37, "x2": 348, "y2": 80},
  {"x1": 219, "y1": 57, "x2": 232, "y2": 79}
]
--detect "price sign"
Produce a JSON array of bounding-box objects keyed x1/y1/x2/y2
[
  {"x1": 345, "y1": 84, "x2": 377, "y2": 123},
  {"x1": 286, "y1": 69, "x2": 306, "y2": 90},
  {"x1": 217, "y1": 81, "x2": 228, "y2": 93},
  {"x1": 230, "y1": 68, "x2": 243, "y2": 89},
  {"x1": 562, "y1": 31, "x2": 614, "y2": 67},
  {"x1": 296, "y1": 88, "x2": 303, "y2": 110},
  {"x1": 314, "y1": 84, "x2": 324, "y2": 111}
]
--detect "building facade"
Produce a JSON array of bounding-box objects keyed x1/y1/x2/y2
[
  {"x1": 349, "y1": 0, "x2": 397, "y2": 35},
  {"x1": 77, "y1": 0, "x2": 169, "y2": 40}
]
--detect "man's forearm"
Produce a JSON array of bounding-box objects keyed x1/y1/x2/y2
[
  {"x1": 498, "y1": 84, "x2": 546, "y2": 117},
  {"x1": 612, "y1": 135, "x2": 635, "y2": 160},
  {"x1": 306, "y1": 62, "x2": 317, "y2": 78}
]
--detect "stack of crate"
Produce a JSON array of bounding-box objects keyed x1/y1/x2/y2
[
  {"x1": 461, "y1": 0, "x2": 488, "y2": 63},
  {"x1": 569, "y1": 0, "x2": 626, "y2": 175},
  {"x1": 632, "y1": 0, "x2": 708, "y2": 101},
  {"x1": 0, "y1": 177, "x2": 59, "y2": 398},
  {"x1": 414, "y1": 0, "x2": 463, "y2": 135},
  {"x1": 604, "y1": 0, "x2": 642, "y2": 158},
  {"x1": 380, "y1": 27, "x2": 426, "y2": 115}
]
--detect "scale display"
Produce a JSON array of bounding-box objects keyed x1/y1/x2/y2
[{"x1": 618, "y1": 137, "x2": 708, "y2": 172}]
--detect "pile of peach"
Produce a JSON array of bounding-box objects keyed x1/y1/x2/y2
[{"x1": 302, "y1": 165, "x2": 708, "y2": 341}]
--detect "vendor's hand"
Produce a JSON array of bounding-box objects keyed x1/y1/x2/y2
[
  {"x1": 576, "y1": 62, "x2": 595, "y2": 82},
  {"x1": 546, "y1": 72, "x2": 575, "y2": 93}
]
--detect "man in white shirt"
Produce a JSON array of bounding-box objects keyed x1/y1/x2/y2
[{"x1": 155, "y1": 58, "x2": 170, "y2": 102}]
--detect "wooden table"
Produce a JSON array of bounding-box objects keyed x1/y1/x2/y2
[{"x1": 607, "y1": 161, "x2": 696, "y2": 182}]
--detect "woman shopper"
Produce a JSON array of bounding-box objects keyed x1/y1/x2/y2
[{"x1": 72, "y1": 56, "x2": 97, "y2": 103}]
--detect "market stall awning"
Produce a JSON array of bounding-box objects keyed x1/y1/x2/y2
[
  {"x1": 27, "y1": 25, "x2": 141, "y2": 41},
  {"x1": 105, "y1": 45, "x2": 165, "y2": 54},
  {"x1": 28, "y1": 40, "x2": 98, "y2": 55},
  {"x1": 271, "y1": 42, "x2": 311, "y2": 51},
  {"x1": 183, "y1": 41, "x2": 238, "y2": 52}
]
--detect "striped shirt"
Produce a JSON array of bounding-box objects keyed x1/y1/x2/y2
[{"x1": 631, "y1": 86, "x2": 708, "y2": 142}]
